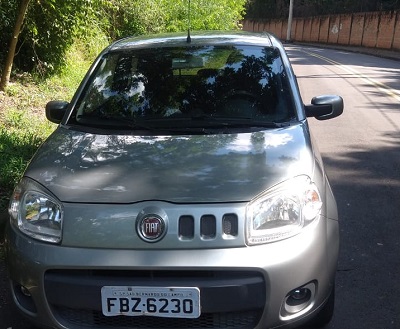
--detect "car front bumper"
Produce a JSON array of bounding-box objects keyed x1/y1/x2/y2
[{"x1": 5, "y1": 214, "x2": 338, "y2": 329}]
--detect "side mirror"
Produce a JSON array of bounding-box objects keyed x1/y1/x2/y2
[
  {"x1": 45, "y1": 100, "x2": 69, "y2": 124},
  {"x1": 305, "y1": 95, "x2": 343, "y2": 120}
]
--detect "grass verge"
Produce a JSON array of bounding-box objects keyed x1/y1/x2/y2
[
  {"x1": 0, "y1": 105, "x2": 56, "y2": 209},
  {"x1": 0, "y1": 39, "x2": 98, "y2": 212}
]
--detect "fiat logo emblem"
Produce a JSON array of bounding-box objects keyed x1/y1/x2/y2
[{"x1": 137, "y1": 215, "x2": 166, "y2": 242}]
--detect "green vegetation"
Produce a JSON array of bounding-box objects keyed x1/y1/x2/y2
[
  {"x1": 0, "y1": 107, "x2": 54, "y2": 207},
  {"x1": 1, "y1": 0, "x2": 246, "y2": 76},
  {"x1": 0, "y1": 41, "x2": 96, "y2": 210}
]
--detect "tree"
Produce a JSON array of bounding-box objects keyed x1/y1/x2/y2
[
  {"x1": 0, "y1": 0, "x2": 104, "y2": 80},
  {"x1": 100, "y1": 0, "x2": 246, "y2": 39},
  {"x1": 0, "y1": 0, "x2": 246, "y2": 83},
  {"x1": 0, "y1": 0, "x2": 30, "y2": 91}
]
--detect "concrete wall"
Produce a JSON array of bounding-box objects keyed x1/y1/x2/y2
[{"x1": 243, "y1": 11, "x2": 400, "y2": 51}]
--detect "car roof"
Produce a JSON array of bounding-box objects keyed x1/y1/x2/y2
[{"x1": 108, "y1": 31, "x2": 279, "y2": 52}]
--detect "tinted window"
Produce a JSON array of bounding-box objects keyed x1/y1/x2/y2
[{"x1": 71, "y1": 45, "x2": 296, "y2": 130}]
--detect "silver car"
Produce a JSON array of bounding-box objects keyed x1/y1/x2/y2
[{"x1": 5, "y1": 31, "x2": 343, "y2": 329}]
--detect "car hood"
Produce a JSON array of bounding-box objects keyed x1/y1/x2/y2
[{"x1": 25, "y1": 124, "x2": 314, "y2": 203}]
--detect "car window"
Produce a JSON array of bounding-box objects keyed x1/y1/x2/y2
[{"x1": 70, "y1": 45, "x2": 296, "y2": 131}]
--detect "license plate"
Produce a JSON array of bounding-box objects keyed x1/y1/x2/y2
[{"x1": 101, "y1": 286, "x2": 201, "y2": 318}]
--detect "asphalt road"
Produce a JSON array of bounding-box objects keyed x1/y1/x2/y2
[
  {"x1": 1, "y1": 45, "x2": 400, "y2": 328},
  {"x1": 288, "y1": 45, "x2": 400, "y2": 329}
]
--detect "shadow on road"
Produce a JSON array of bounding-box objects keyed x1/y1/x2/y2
[{"x1": 320, "y1": 131, "x2": 400, "y2": 329}]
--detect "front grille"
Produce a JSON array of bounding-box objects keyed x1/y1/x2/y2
[
  {"x1": 178, "y1": 213, "x2": 238, "y2": 240},
  {"x1": 54, "y1": 307, "x2": 262, "y2": 329},
  {"x1": 62, "y1": 202, "x2": 245, "y2": 249},
  {"x1": 46, "y1": 270, "x2": 265, "y2": 329}
]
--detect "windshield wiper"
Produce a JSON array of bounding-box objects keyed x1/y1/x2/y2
[
  {"x1": 76, "y1": 113, "x2": 291, "y2": 132},
  {"x1": 77, "y1": 114, "x2": 154, "y2": 130},
  {"x1": 190, "y1": 115, "x2": 291, "y2": 128}
]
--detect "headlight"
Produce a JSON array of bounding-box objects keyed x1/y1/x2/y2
[
  {"x1": 246, "y1": 176, "x2": 322, "y2": 245},
  {"x1": 9, "y1": 177, "x2": 63, "y2": 243}
]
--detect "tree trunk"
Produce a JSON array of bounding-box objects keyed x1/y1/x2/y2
[{"x1": 0, "y1": 0, "x2": 31, "y2": 91}]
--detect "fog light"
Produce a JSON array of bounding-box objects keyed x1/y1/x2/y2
[
  {"x1": 281, "y1": 282, "x2": 316, "y2": 318},
  {"x1": 20, "y1": 285, "x2": 31, "y2": 297},
  {"x1": 13, "y1": 284, "x2": 37, "y2": 313},
  {"x1": 287, "y1": 288, "x2": 311, "y2": 306}
]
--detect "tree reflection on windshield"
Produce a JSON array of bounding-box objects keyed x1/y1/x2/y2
[{"x1": 72, "y1": 45, "x2": 296, "y2": 130}]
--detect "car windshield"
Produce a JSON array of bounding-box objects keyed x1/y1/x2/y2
[{"x1": 70, "y1": 45, "x2": 296, "y2": 132}]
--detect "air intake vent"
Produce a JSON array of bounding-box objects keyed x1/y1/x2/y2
[
  {"x1": 223, "y1": 214, "x2": 238, "y2": 237},
  {"x1": 201, "y1": 215, "x2": 216, "y2": 239},
  {"x1": 179, "y1": 216, "x2": 194, "y2": 239},
  {"x1": 178, "y1": 213, "x2": 240, "y2": 243}
]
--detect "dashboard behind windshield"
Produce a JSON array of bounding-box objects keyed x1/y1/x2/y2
[{"x1": 70, "y1": 45, "x2": 296, "y2": 130}]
